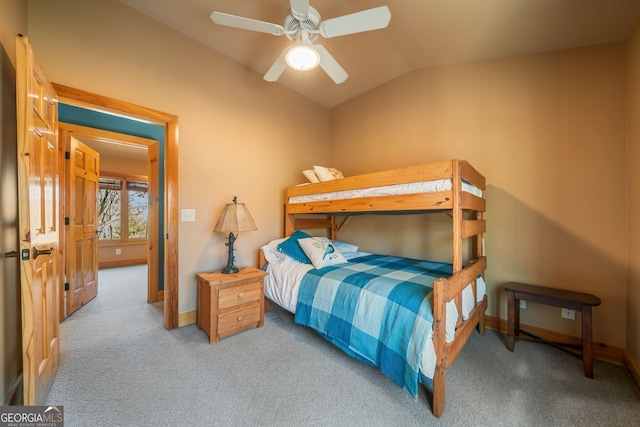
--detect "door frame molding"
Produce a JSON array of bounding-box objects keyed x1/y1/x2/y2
[
  {"x1": 59, "y1": 123, "x2": 161, "y2": 313},
  {"x1": 53, "y1": 83, "x2": 179, "y2": 329}
]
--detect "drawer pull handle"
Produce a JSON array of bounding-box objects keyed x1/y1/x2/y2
[
  {"x1": 237, "y1": 292, "x2": 245, "y2": 299},
  {"x1": 237, "y1": 316, "x2": 245, "y2": 322}
]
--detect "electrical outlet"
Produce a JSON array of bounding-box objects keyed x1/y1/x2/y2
[
  {"x1": 561, "y1": 308, "x2": 575, "y2": 320},
  {"x1": 115, "y1": 248, "x2": 122, "y2": 255},
  {"x1": 519, "y1": 300, "x2": 526, "y2": 309}
]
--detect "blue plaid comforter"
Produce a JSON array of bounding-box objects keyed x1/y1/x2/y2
[{"x1": 294, "y1": 254, "x2": 452, "y2": 396}]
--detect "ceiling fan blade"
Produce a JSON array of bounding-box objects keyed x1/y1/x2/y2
[
  {"x1": 290, "y1": 0, "x2": 309, "y2": 20},
  {"x1": 315, "y1": 45, "x2": 348, "y2": 84},
  {"x1": 319, "y1": 6, "x2": 391, "y2": 38},
  {"x1": 264, "y1": 50, "x2": 287, "y2": 82},
  {"x1": 210, "y1": 11, "x2": 285, "y2": 36}
]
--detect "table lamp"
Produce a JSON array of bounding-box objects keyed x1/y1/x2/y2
[{"x1": 214, "y1": 196, "x2": 257, "y2": 274}]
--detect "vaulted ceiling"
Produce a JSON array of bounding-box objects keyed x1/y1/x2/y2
[{"x1": 121, "y1": 0, "x2": 640, "y2": 108}]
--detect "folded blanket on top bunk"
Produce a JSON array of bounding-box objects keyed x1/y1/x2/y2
[{"x1": 294, "y1": 254, "x2": 452, "y2": 396}]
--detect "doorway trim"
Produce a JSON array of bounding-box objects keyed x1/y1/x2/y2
[
  {"x1": 53, "y1": 83, "x2": 179, "y2": 330},
  {"x1": 59, "y1": 123, "x2": 161, "y2": 310}
]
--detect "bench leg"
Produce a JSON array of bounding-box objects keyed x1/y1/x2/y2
[
  {"x1": 582, "y1": 305, "x2": 594, "y2": 378},
  {"x1": 507, "y1": 291, "x2": 517, "y2": 351}
]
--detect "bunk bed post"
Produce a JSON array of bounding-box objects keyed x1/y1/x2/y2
[
  {"x1": 451, "y1": 160, "x2": 464, "y2": 327},
  {"x1": 451, "y1": 160, "x2": 462, "y2": 272},
  {"x1": 329, "y1": 216, "x2": 339, "y2": 240},
  {"x1": 475, "y1": 211, "x2": 484, "y2": 259},
  {"x1": 432, "y1": 368, "x2": 446, "y2": 418},
  {"x1": 284, "y1": 211, "x2": 294, "y2": 237},
  {"x1": 476, "y1": 210, "x2": 486, "y2": 334},
  {"x1": 432, "y1": 277, "x2": 448, "y2": 418}
]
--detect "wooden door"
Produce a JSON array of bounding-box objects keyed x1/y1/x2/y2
[
  {"x1": 16, "y1": 34, "x2": 60, "y2": 405},
  {"x1": 64, "y1": 135, "x2": 99, "y2": 315}
]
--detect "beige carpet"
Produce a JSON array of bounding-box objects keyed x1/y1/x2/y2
[{"x1": 45, "y1": 265, "x2": 640, "y2": 426}]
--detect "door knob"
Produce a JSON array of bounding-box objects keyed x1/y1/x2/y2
[{"x1": 4, "y1": 251, "x2": 18, "y2": 258}]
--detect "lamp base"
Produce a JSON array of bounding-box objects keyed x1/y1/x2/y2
[
  {"x1": 221, "y1": 265, "x2": 239, "y2": 274},
  {"x1": 221, "y1": 232, "x2": 239, "y2": 274}
]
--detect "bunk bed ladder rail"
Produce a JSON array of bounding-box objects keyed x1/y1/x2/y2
[
  {"x1": 434, "y1": 160, "x2": 486, "y2": 418},
  {"x1": 451, "y1": 160, "x2": 463, "y2": 273},
  {"x1": 452, "y1": 159, "x2": 486, "y2": 329},
  {"x1": 451, "y1": 159, "x2": 487, "y2": 269}
]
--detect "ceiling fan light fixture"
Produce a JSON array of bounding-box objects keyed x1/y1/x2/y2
[{"x1": 285, "y1": 44, "x2": 320, "y2": 71}]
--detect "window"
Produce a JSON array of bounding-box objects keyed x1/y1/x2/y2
[{"x1": 98, "y1": 174, "x2": 148, "y2": 242}]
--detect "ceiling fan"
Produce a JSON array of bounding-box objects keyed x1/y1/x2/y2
[{"x1": 210, "y1": 0, "x2": 391, "y2": 84}]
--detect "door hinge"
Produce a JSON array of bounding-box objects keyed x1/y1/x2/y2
[
  {"x1": 65, "y1": 217, "x2": 70, "y2": 225},
  {"x1": 65, "y1": 151, "x2": 70, "y2": 159},
  {"x1": 64, "y1": 282, "x2": 69, "y2": 291}
]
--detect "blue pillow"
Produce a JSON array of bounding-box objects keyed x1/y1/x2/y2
[{"x1": 277, "y1": 230, "x2": 312, "y2": 264}]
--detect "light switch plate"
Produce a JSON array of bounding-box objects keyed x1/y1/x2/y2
[{"x1": 181, "y1": 209, "x2": 196, "y2": 222}]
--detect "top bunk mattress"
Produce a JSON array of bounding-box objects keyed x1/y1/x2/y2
[{"x1": 288, "y1": 178, "x2": 483, "y2": 204}]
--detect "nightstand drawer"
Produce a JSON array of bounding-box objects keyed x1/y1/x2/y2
[
  {"x1": 218, "y1": 282, "x2": 262, "y2": 310},
  {"x1": 218, "y1": 302, "x2": 261, "y2": 337}
]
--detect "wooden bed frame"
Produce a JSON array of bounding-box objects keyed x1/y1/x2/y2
[{"x1": 261, "y1": 159, "x2": 487, "y2": 418}]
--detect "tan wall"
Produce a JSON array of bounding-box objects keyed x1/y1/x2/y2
[
  {"x1": 627, "y1": 20, "x2": 640, "y2": 368},
  {"x1": 0, "y1": 0, "x2": 26, "y2": 67},
  {"x1": 0, "y1": 0, "x2": 27, "y2": 404},
  {"x1": 99, "y1": 243, "x2": 147, "y2": 267},
  {"x1": 27, "y1": 0, "x2": 331, "y2": 313},
  {"x1": 331, "y1": 44, "x2": 628, "y2": 348}
]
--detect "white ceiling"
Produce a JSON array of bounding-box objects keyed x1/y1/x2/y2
[
  {"x1": 120, "y1": 0, "x2": 640, "y2": 108},
  {"x1": 77, "y1": 136, "x2": 148, "y2": 163}
]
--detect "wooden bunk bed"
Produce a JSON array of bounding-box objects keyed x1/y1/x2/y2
[{"x1": 259, "y1": 159, "x2": 487, "y2": 418}]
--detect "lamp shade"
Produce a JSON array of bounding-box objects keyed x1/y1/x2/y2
[{"x1": 214, "y1": 197, "x2": 257, "y2": 234}]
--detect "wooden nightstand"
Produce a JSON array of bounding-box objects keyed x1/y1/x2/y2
[{"x1": 197, "y1": 267, "x2": 267, "y2": 344}]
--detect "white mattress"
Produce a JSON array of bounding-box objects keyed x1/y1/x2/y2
[
  {"x1": 261, "y1": 239, "x2": 486, "y2": 379},
  {"x1": 288, "y1": 178, "x2": 483, "y2": 204}
]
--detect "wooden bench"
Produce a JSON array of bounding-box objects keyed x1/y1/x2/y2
[{"x1": 504, "y1": 282, "x2": 601, "y2": 378}]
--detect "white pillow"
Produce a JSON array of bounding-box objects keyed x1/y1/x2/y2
[
  {"x1": 298, "y1": 237, "x2": 348, "y2": 269},
  {"x1": 261, "y1": 238, "x2": 287, "y2": 264},
  {"x1": 303, "y1": 169, "x2": 320, "y2": 183},
  {"x1": 313, "y1": 165, "x2": 344, "y2": 182},
  {"x1": 330, "y1": 240, "x2": 359, "y2": 253}
]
